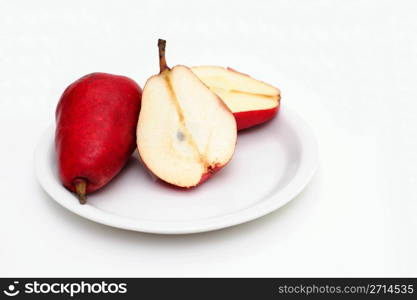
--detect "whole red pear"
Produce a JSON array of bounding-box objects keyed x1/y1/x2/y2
[{"x1": 55, "y1": 72, "x2": 142, "y2": 204}]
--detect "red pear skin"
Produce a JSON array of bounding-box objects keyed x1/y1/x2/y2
[
  {"x1": 234, "y1": 106, "x2": 280, "y2": 130},
  {"x1": 55, "y1": 72, "x2": 142, "y2": 203}
]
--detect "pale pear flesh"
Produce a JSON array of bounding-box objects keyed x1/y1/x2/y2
[
  {"x1": 137, "y1": 65, "x2": 237, "y2": 187},
  {"x1": 191, "y1": 66, "x2": 280, "y2": 113}
]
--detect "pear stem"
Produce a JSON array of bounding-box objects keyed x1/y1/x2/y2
[
  {"x1": 158, "y1": 39, "x2": 169, "y2": 73},
  {"x1": 73, "y1": 178, "x2": 87, "y2": 204}
]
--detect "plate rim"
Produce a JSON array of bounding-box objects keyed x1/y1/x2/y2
[{"x1": 35, "y1": 106, "x2": 318, "y2": 234}]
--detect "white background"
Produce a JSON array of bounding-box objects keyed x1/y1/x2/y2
[{"x1": 1, "y1": 0, "x2": 416, "y2": 276}]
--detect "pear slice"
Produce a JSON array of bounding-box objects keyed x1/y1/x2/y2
[
  {"x1": 191, "y1": 66, "x2": 281, "y2": 130},
  {"x1": 137, "y1": 40, "x2": 237, "y2": 188}
]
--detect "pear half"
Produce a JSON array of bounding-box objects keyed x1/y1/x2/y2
[
  {"x1": 137, "y1": 40, "x2": 237, "y2": 188},
  {"x1": 191, "y1": 66, "x2": 280, "y2": 130}
]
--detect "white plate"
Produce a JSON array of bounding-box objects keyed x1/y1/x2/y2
[{"x1": 35, "y1": 106, "x2": 318, "y2": 234}]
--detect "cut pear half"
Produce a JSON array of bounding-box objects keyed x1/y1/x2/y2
[
  {"x1": 191, "y1": 66, "x2": 281, "y2": 130},
  {"x1": 137, "y1": 40, "x2": 237, "y2": 188}
]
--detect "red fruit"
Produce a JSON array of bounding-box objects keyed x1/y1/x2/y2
[
  {"x1": 55, "y1": 72, "x2": 142, "y2": 204},
  {"x1": 233, "y1": 106, "x2": 279, "y2": 131},
  {"x1": 191, "y1": 66, "x2": 281, "y2": 130}
]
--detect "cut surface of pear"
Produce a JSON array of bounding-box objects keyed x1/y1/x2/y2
[
  {"x1": 191, "y1": 66, "x2": 281, "y2": 130},
  {"x1": 137, "y1": 41, "x2": 237, "y2": 188}
]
